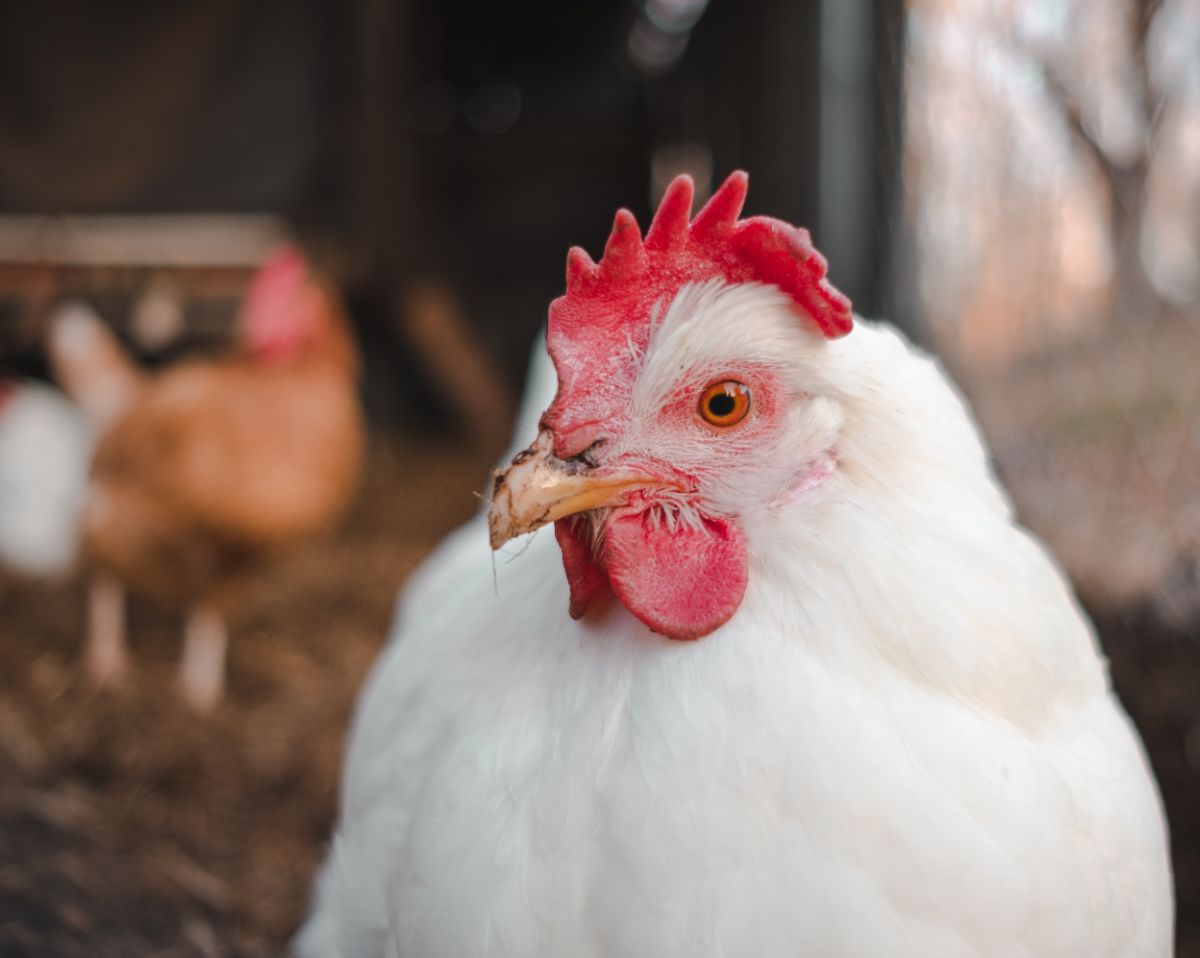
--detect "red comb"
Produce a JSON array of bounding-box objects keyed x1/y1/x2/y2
[
  {"x1": 239, "y1": 244, "x2": 315, "y2": 362},
  {"x1": 241, "y1": 245, "x2": 306, "y2": 323},
  {"x1": 544, "y1": 171, "x2": 852, "y2": 454}
]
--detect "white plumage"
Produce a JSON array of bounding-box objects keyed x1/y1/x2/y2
[
  {"x1": 300, "y1": 282, "x2": 1171, "y2": 957},
  {"x1": 0, "y1": 379, "x2": 91, "y2": 577}
]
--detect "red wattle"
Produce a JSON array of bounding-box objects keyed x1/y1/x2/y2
[
  {"x1": 601, "y1": 510, "x2": 748, "y2": 641},
  {"x1": 554, "y1": 518, "x2": 607, "y2": 620}
]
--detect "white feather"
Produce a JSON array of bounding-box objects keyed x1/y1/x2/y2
[
  {"x1": 0, "y1": 381, "x2": 91, "y2": 577},
  {"x1": 298, "y1": 285, "x2": 1172, "y2": 957}
]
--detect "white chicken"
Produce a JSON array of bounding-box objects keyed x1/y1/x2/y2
[
  {"x1": 0, "y1": 377, "x2": 90, "y2": 577},
  {"x1": 299, "y1": 172, "x2": 1172, "y2": 957}
]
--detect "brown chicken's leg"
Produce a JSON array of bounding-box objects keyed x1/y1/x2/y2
[
  {"x1": 179, "y1": 603, "x2": 227, "y2": 713},
  {"x1": 85, "y1": 570, "x2": 129, "y2": 689}
]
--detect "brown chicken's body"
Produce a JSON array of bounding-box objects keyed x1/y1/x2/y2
[
  {"x1": 50, "y1": 253, "x2": 364, "y2": 710},
  {"x1": 86, "y1": 353, "x2": 361, "y2": 602}
]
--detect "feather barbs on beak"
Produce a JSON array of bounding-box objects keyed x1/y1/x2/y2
[{"x1": 487, "y1": 431, "x2": 683, "y2": 550}]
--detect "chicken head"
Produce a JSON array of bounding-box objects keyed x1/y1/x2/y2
[{"x1": 489, "y1": 172, "x2": 853, "y2": 640}]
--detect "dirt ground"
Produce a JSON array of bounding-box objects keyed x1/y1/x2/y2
[
  {"x1": 1, "y1": 424, "x2": 1198, "y2": 956},
  {"x1": 0, "y1": 440, "x2": 490, "y2": 957}
]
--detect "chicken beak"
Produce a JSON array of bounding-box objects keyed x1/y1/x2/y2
[{"x1": 488, "y1": 431, "x2": 672, "y2": 549}]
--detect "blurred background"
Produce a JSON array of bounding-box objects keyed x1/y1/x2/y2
[{"x1": 0, "y1": 0, "x2": 1196, "y2": 954}]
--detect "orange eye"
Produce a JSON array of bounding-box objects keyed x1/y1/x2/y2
[{"x1": 699, "y1": 380, "x2": 751, "y2": 427}]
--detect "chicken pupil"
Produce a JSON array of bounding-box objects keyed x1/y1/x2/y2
[{"x1": 708, "y1": 392, "x2": 736, "y2": 417}]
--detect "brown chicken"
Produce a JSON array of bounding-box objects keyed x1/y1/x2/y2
[{"x1": 48, "y1": 248, "x2": 364, "y2": 711}]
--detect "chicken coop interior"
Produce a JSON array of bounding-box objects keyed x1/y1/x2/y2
[{"x1": 1, "y1": 0, "x2": 1198, "y2": 955}]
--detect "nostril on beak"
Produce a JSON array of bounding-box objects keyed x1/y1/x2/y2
[
  {"x1": 572, "y1": 438, "x2": 605, "y2": 469},
  {"x1": 549, "y1": 421, "x2": 609, "y2": 461}
]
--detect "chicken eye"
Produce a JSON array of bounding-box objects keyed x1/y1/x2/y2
[{"x1": 699, "y1": 380, "x2": 751, "y2": 427}]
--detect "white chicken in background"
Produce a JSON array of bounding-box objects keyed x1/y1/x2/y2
[
  {"x1": 299, "y1": 172, "x2": 1173, "y2": 957},
  {"x1": 0, "y1": 376, "x2": 90, "y2": 577}
]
